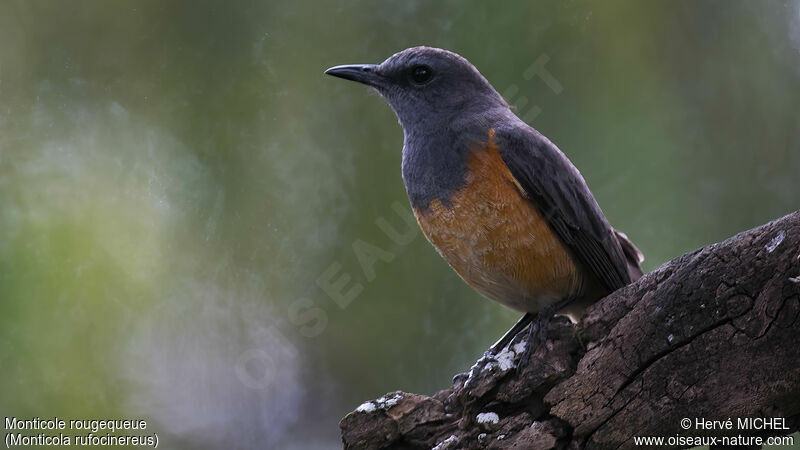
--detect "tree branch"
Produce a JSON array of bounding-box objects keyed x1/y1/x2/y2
[{"x1": 340, "y1": 211, "x2": 800, "y2": 449}]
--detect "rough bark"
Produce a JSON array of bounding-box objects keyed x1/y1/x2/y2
[{"x1": 340, "y1": 211, "x2": 800, "y2": 450}]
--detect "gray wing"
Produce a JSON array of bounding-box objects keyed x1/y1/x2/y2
[{"x1": 494, "y1": 124, "x2": 633, "y2": 292}]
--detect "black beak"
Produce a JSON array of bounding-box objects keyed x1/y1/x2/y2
[{"x1": 324, "y1": 64, "x2": 382, "y2": 87}]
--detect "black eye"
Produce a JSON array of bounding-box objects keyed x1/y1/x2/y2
[{"x1": 410, "y1": 65, "x2": 433, "y2": 84}]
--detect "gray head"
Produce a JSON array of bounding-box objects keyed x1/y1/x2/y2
[{"x1": 325, "y1": 47, "x2": 508, "y2": 134}]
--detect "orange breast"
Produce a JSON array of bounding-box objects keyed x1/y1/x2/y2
[{"x1": 413, "y1": 131, "x2": 585, "y2": 313}]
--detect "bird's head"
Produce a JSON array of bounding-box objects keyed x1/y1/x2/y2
[{"x1": 326, "y1": 47, "x2": 508, "y2": 133}]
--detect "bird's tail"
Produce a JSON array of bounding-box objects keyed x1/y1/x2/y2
[{"x1": 613, "y1": 229, "x2": 644, "y2": 282}]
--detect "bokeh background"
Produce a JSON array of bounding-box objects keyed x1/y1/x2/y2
[{"x1": 2, "y1": 1, "x2": 799, "y2": 449}]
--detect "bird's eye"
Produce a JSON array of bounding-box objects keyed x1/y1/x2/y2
[{"x1": 410, "y1": 65, "x2": 433, "y2": 85}]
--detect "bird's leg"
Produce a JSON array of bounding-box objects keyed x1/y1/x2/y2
[
  {"x1": 487, "y1": 313, "x2": 534, "y2": 355},
  {"x1": 487, "y1": 297, "x2": 576, "y2": 370},
  {"x1": 517, "y1": 296, "x2": 578, "y2": 370},
  {"x1": 516, "y1": 307, "x2": 554, "y2": 371}
]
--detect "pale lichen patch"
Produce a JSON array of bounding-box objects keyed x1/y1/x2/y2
[
  {"x1": 766, "y1": 230, "x2": 785, "y2": 253},
  {"x1": 431, "y1": 435, "x2": 458, "y2": 450},
  {"x1": 477, "y1": 412, "x2": 500, "y2": 425},
  {"x1": 356, "y1": 401, "x2": 376, "y2": 413},
  {"x1": 355, "y1": 393, "x2": 403, "y2": 414}
]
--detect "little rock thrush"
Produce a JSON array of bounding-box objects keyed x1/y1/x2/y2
[{"x1": 326, "y1": 47, "x2": 643, "y2": 356}]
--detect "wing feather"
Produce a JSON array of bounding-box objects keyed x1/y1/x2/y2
[{"x1": 493, "y1": 124, "x2": 632, "y2": 292}]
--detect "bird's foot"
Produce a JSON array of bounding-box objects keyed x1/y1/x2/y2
[{"x1": 516, "y1": 311, "x2": 552, "y2": 372}]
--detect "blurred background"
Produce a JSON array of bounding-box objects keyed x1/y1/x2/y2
[{"x1": 1, "y1": 1, "x2": 799, "y2": 448}]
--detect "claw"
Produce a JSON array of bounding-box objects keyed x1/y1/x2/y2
[{"x1": 517, "y1": 313, "x2": 551, "y2": 371}]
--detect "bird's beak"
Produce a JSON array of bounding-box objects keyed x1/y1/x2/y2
[{"x1": 324, "y1": 64, "x2": 383, "y2": 87}]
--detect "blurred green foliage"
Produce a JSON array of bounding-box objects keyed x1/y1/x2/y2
[{"x1": 1, "y1": 1, "x2": 799, "y2": 448}]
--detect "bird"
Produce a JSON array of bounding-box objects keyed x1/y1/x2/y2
[{"x1": 325, "y1": 47, "x2": 643, "y2": 358}]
